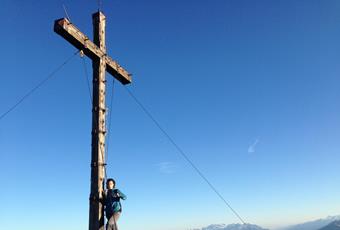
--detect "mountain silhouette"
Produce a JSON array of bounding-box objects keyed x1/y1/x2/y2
[{"x1": 318, "y1": 221, "x2": 340, "y2": 230}]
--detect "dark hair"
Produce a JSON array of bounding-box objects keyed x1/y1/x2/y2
[{"x1": 106, "y1": 178, "x2": 116, "y2": 186}]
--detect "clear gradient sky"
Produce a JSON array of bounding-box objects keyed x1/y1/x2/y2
[{"x1": 1, "y1": 0, "x2": 340, "y2": 230}]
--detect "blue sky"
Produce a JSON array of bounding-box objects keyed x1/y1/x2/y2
[{"x1": 1, "y1": 0, "x2": 340, "y2": 229}]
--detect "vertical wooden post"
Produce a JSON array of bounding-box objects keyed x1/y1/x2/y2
[{"x1": 89, "y1": 11, "x2": 106, "y2": 230}]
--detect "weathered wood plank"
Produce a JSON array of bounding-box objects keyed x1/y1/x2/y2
[{"x1": 54, "y1": 18, "x2": 132, "y2": 85}]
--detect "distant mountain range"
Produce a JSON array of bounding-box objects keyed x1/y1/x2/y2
[
  {"x1": 318, "y1": 220, "x2": 340, "y2": 230},
  {"x1": 282, "y1": 215, "x2": 340, "y2": 230},
  {"x1": 192, "y1": 223, "x2": 268, "y2": 230},
  {"x1": 193, "y1": 215, "x2": 340, "y2": 230}
]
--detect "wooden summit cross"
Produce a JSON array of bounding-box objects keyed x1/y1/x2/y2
[{"x1": 54, "y1": 11, "x2": 132, "y2": 230}]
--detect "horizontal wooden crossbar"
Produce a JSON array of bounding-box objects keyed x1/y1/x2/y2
[{"x1": 54, "y1": 18, "x2": 132, "y2": 85}]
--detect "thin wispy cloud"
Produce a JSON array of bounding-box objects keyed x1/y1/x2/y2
[
  {"x1": 155, "y1": 161, "x2": 177, "y2": 174},
  {"x1": 248, "y1": 139, "x2": 259, "y2": 153}
]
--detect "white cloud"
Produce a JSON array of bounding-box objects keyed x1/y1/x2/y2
[
  {"x1": 248, "y1": 139, "x2": 259, "y2": 153},
  {"x1": 155, "y1": 161, "x2": 177, "y2": 174}
]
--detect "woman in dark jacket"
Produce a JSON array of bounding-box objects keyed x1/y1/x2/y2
[{"x1": 104, "y1": 178, "x2": 127, "y2": 230}]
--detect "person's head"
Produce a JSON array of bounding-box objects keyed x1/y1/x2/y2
[{"x1": 106, "y1": 178, "x2": 116, "y2": 190}]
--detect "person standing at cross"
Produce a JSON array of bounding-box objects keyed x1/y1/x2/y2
[
  {"x1": 54, "y1": 11, "x2": 132, "y2": 230},
  {"x1": 104, "y1": 178, "x2": 127, "y2": 230}
]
